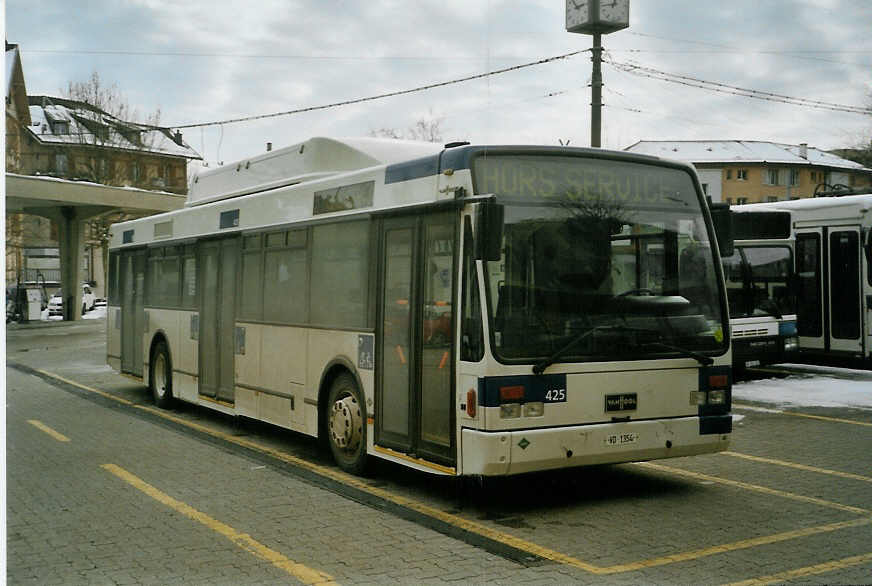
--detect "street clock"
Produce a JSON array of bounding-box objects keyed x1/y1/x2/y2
[{"x1": 566, "y1": 0, "x2": 630, "y2": 35}]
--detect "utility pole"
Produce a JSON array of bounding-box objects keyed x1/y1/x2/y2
[
  {"x1": 590, "y1": 32, "x2": 603, "y2": 148},
  {"x1": 565, "y1": 0, "x2": 630, "y2": 148}
]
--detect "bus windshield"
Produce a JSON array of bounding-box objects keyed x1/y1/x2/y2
[
  {"x1": 474, "y1": 155, "x2": 727, "y2": 364},
  {"x1": 723, "y1": 245, "x2": 795, "y2": 319}
]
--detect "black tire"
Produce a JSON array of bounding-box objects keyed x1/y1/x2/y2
[
  {"x1": 82, "y1": 302, "x2": 87, "y2": 314},
  {"x1": 326, "y1": 373, "x2": 368, "y2": 474},
  {"x1": 149, "y1": 340, "x2": 174, "y2": 408}
]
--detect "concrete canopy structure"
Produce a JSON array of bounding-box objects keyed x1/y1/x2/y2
[
  {"x1": 6, "y1": 41, "x2": 200, "y2": 320},
  {"x1": 6, "y1": 173, "x2": 186, "y2": 320}
]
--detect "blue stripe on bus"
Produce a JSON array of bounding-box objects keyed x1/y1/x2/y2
[
  {"x1": 384, "y1": 155, "x2": 441, "y2": 184},
  {"x1": 477, "y1": 374, "x2": 568, "y2": 407}
]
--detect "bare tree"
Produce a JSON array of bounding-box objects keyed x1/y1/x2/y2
[
  {"x1": 370, "y1": 110, "x2": 445, "y2": 143},
  {"x1": 60, "y1": 71, "x2": 167, "y2": 291},
  {"x1": 60, "y1": 71, "x2": 165, "y2": 185}
]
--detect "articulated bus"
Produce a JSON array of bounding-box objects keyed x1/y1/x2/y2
[
  {"x1": 106, "y1": 137, "x2": 733, "y2": 477},
  {"x1": 733, "y1": 195, "x2": 872, "y2": 365},
  {"x1": 721, "y1": 210, "x2": 798, "y2": 369}
]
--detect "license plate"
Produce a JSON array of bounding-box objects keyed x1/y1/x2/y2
[
  {"x1": 745, "y1": 360, "x2": 761, "y2": 368},
  {"x1": 604, "y1": 432, "x2": 639, "y2": 446}
]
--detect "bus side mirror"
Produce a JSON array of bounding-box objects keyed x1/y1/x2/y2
[
  {"x1": 474, "y1": 201, "x2": 504, "y2": 261},
  {"x1": 709, "y1": 202, "x2": 734, "y2": 258}
]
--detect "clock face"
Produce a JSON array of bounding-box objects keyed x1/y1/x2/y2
[
  {"x1": 565, "y1": 0, "x2": 589, "y2": 31},
  {"x1": 599, "y1": 0, "x2": 629, "y2": 25}
]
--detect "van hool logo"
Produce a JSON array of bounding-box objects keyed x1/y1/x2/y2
[{"x1": 605, "y1": 393, "x2": 637, "y2": 412}]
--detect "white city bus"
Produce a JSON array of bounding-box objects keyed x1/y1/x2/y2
[
  {"x1": 106, "y1": 137, "x2": 733, "y2": 476},
  {"x1": 733, "y1": 194, "x2": 872, "y2": 364},
  {"x1": 721, "y1": 210, "x2": 799, "y2": 369}
]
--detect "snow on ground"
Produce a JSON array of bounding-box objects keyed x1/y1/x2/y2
[
  {"x1": 82, "y1": 306, "x2": 107, "y2": 320},
  {"x1": 734, "y1": 367, "x2": 872, "y2": 410}
]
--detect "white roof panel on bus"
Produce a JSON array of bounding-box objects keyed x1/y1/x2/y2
[{"x1": 187, "y1": 136, "x2": 443, "y2": 207}]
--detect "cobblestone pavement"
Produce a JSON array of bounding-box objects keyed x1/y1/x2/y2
[{"x1": 6, "y1": 319, "x2": 872, "y2": 584}]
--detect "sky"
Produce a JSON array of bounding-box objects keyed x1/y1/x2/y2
[{"x1": 6, "y1": 0, "x2": 872, "y2": 170}]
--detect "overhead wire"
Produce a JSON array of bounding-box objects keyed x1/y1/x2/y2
[
  {"x1": 606, "y1": 57, "x2": 872, "y2": 115},
  {"x1": 170, "y1": 49, "x2": 589, "y2": 129}
]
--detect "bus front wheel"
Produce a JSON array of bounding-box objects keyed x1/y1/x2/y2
[
  {"x1": 149, "y1": 340, "x2": 174, "y2": 409},
  {"x1": 326, "y1": 373, "x2": 367, "y2": 474}
]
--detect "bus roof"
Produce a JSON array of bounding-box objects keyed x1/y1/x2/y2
[
  {"x1": 187, "y1": 136, "x2": 443, "y2": 207},
  {"x1": 732, "y1": 194, "x2": 872, "y2": 226}
]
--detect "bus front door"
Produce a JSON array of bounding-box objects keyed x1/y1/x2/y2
[
  {"x1": 198, "y1": 237, "x2": 239, "y2": 404},
  {"x1": 377, "y1": 214, "x2": 455, "y2": 467},
  {"x1": 120, "y1": 249, "x2": 146, "y2": 376},
  {"x1": 795, "y1": 230, "x2": 825, "y2": 352}
]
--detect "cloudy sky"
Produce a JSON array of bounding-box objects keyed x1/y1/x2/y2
[{"x1": 7, "y1": 0, "x2": 872, "y2": 168}]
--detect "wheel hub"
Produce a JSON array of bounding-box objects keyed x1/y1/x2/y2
[
  {"x1": 329, "y1": 394, "x2": 362, "y2": 452},
  {"x1": 154, "y1": 354, "x2": 167, "y2": 397}
]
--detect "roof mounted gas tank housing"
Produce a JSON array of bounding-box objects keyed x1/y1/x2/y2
[{"x1": 186, "y1": 136, "x2": 443, "y2": 207}]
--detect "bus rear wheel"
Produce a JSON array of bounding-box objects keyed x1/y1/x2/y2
[
  {"x1": 326, "y1": 373, "x2": 367, "y2": 474},
  {"x1": 149, "y1": 340, "x2": 174, "y2": 409}
]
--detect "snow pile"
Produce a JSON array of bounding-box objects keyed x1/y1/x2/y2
[{"x1": 734, "y1": 370, "x2": 872, "y2": 410}]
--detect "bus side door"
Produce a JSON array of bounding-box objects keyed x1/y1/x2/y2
[
  {"x1": 828, "y1": 227, "x2": 863, "y2": 354},
  {"x1": 198, "y1": 237, "x2": 239, "y2": 404},
  {"x1": 376, "y1": 213, "x2": 455, "y2": 467},
  {"x1": 796, "y1": 227, "x2": 864, "y2": 356},
  {"x1": 120, "y1": 248, "x2": 146, "y2": 376}
]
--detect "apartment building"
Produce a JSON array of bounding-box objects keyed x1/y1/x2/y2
[{"x1": 625, "y1": 140, "x2": 872, "y2": 204}]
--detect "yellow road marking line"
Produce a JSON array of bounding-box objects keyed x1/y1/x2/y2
[
  {"x1": 35, "y1": 369, "x2": 133, "y2": 406},
  {"x1": 725, "y1": 551, "x2": 872, "y2": 586},
  {"x1": 733, "y1": 402, "x2": 872, "y2": 427},
  {"x1": 101, "y1": 464, "x2": 337, "y2": 585},
  {"x1": 34, "y1": 369, "x2": 872, "y2": 576},
  {"x1": 27, "y1": 419, "x2": 70, "y2": 442},
  {"x1": 724, "y1": 451, "x2": 872, "y2": 484},
  {"x1": 637, "y1": 462, "x2": 870, "y2": 515},
  {"x1": 600, "y1": 517, "x2": 872, "y2": 575}
]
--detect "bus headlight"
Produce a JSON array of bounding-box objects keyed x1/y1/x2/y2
[
  {"x1": 784, "y1": 336, "x2": 799, "y2": 352},
  {"x1": 690, "y1": 391, "x2": 707, "y2": 406},
  {"x1": 708, "y1": 390, "x2": 726, "y2": 405},
  {"x1": 500, "y1": 404, "x2": 522, "y2": 419},
  {"x1": 523, "y1": 402, "x2": 544, "y2": 417}
]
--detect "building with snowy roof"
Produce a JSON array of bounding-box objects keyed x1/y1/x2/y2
[
  {"x1": 5, "y1": 42, "x2": 201, "y2": 317},
  {"x1": 625, "y1": 140, "x2": 872, "y2": 204}
]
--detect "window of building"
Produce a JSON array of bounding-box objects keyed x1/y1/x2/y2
[
  {"x1": 726, "y1": 169, "x2": 732, "y2": 180},
  {"x1": 765, "y1": 169, "x2": 780, "y2": 186},
  {"x1": 789, "y1": 169, "x2": 800, "y2": 186},
  {"x1": 767, "y1": 196, "x2": 779, "y2": 202},
  {"x1": 737, "y1": 197, "x2": 749, "y2": 205},
  {"x1": 737, "y1": 169, "x2": 748, "y2": 181},
  {"x1": 725, "y1": 197, "x2": 733, "y2": 205},
  {"x1": 55, "y1": 153, "x2": 68, "y2": 174},
  {"x1": 129, "y1": 162, "x2": 140, "y2": 183}
]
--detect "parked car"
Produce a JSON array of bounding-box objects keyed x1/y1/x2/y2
[{"x1": 48, "y1": 284, "x2": 96, "y2": 316}]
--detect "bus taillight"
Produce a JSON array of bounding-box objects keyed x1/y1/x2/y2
[{"x1": 499, "y1": 385, "x2": 525, "y2": 402}]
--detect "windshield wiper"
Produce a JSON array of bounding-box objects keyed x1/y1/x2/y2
[
  {"x1": 532, "y1": 326, "x2": 714, "y2": 374},
  {"x1": 641, "y1": 342, "x2": 714, "y2": 366},
  {"x1": 533, "y1": 325, "x2": 657, "y2": 375}
]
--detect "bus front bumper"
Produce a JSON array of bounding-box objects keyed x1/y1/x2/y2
[{"x1": 461, "y1": 415, "x2": 731, "y2": 476}]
